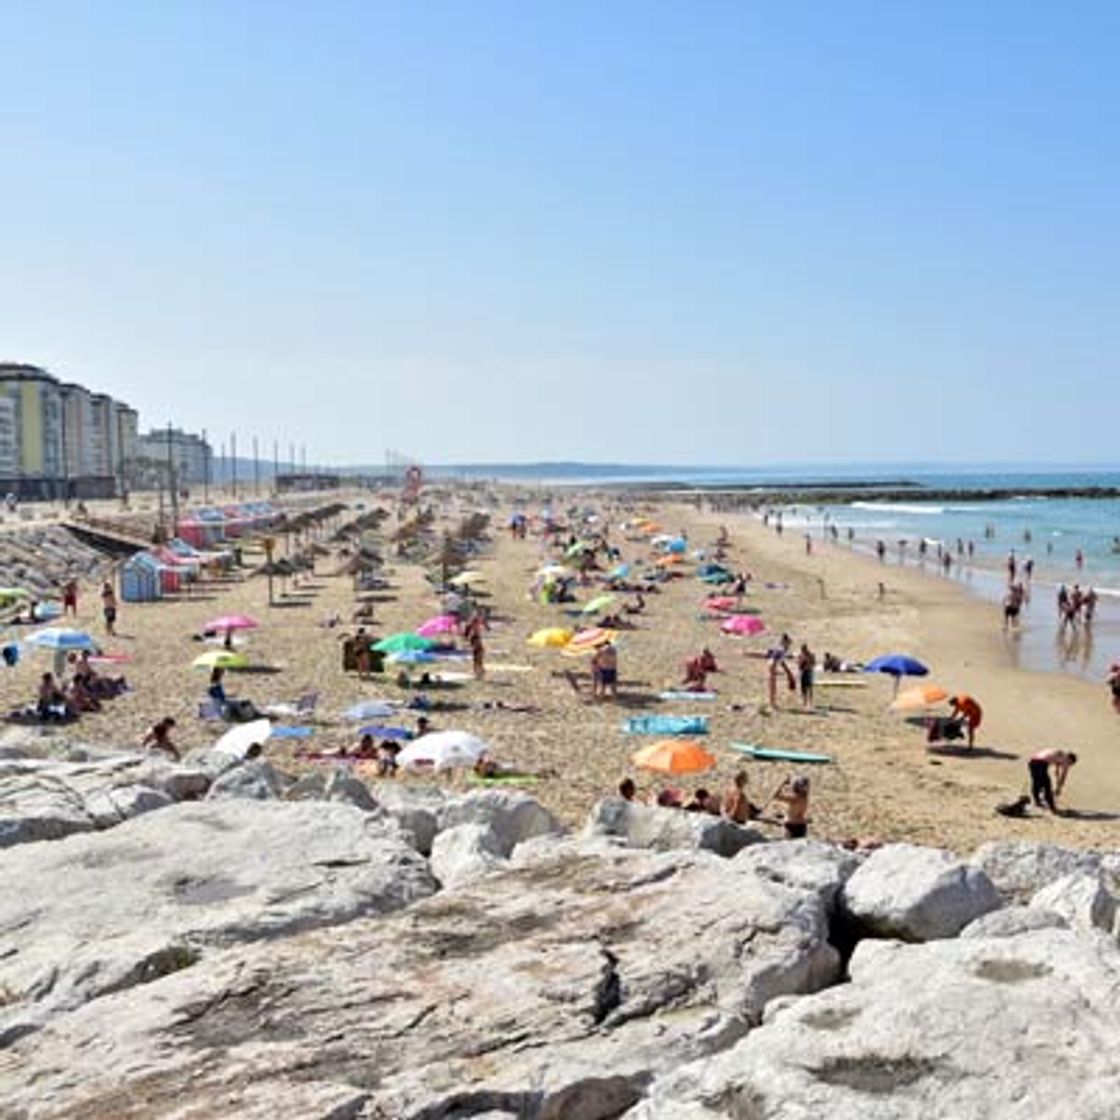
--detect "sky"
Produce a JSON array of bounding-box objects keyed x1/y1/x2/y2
[{"x1": 2, "y1": 1, "x2": 1118, "y2": 467}]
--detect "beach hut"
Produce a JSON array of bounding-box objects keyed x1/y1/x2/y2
[{"x1": 120, "y1": 553, "x2": 164, "y2": 602}]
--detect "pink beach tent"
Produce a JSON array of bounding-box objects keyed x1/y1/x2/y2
[{"x1": 720, "y1": 615, "x2": 766, "y2": 637}]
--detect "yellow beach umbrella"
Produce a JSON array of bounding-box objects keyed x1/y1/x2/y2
[
  {"x1": 193, "y1": 650, "x2": 249, "y2": 670},
  {"x1": 527, "y1": 627, "x2": 573, "y2": 648},
  {"x1": 561, "y1": 627, "x2": 617, "y2": 657}
]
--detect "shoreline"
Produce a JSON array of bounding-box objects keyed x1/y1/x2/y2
[{"x1": 2, "y1": 483, "x2": 1118, "y2": 854}]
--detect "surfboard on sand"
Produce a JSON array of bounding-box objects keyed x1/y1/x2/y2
[
  {"x1": 815, "y1": 678, "x2": 868, "y2": 688},
  {"x1": 730, "y1": 742, "x2": 833, "y2": 764},
  {"x1": 659, "y1": 690, "x2": 718, "y2": 701}
]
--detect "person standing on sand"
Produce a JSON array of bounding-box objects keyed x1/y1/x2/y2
[
  {"x1": 1108, "y1": 664, "x2": 1120, "y2": 714},
  {"x1": 722, "y1": 771, "x2": 760, "y2": 824},
  {"x1": 797, "y1": 643, "x2": 816, "y2": 708},
  {"x1": 100, "y1": 580, "x2": 117, "y2": 637},
  {"x1": 774, "y1": 776, "x2": 810, "y2": 838},
  {"x1": 593, "y1": 641, "x2": 619, "y2": 700},
  {"x1": 1028, "y1": 749, "x2": 1077, "y2": 813},
  {"x1": 766, "y1": 634, "x2": 795, "y2": 709},
  {"x1": 62, "y1": 578, "x2": 78, "y2": 617}
]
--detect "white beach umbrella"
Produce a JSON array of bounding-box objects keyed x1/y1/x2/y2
[
  {"x1": 396, "y1": 730, "x2": 490, "y2": 773},
  {"x1": 212, "y1": 718, "x2": 272, "y2": 760}
]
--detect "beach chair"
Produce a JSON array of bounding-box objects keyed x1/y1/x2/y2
[
  {"x1": 197, "y1": 698, "x2": 224, "y2": 721},
  {"x1": 263, "y1": 691, "x2": 319, "y2": 720}
]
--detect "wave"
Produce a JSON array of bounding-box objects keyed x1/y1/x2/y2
[{"x1": 850, "y1": 502, "x2": 945, "y2": 515}]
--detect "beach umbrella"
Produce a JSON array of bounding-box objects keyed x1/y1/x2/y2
[
  {"x1": 25, "y1": 627, "x2": 97, "y2": 652},
  {"x1": 607, "y1": 563, "x2": 631, "y2": 580},
  {"x1": 373, "y1": 632, "x2": 438, "y2": 654},
  {"x1": 581, "y1": 593, "x2": 616, "y2": 616},
  {"x1": 536, "y1": 564, "x2": 570, "y2": 579},
  {"x1": 192, "y1": 650, "x2": 249, "y2": 670},
  {"x1": 632, "y1": 739, "x2": 716, "y2": 775},
  {"x1": 720, "y1": 615, "x2": 766, "y2": 636},
  {"x1": 890, "y1": 684, "x2": 950, "y2": 712},
  {"x1": 0, "y1": 587, "x2": 31, "y2": 604},
  {"x1": 386, "y1": 649, "x2": 438, "y2": 665},
  {"x1": 203, "y1": 614, "x2": 259, "y2": 633},
  {"x1": 212, "y1": 718, "x2": 272, "y2": 760},
  {"x1": 667, "y1": 537, "x2": 688, "y2": 554},
  {"x1": 397, "y1": 730, "x2": 490, "y2": 772},
  {"x1": 448, "y1": 571, "x2": 485, "y2": 587},
  {"x1": 416, "y1": 614, "x2": 458, "y2": 637},
  {"x1": 865, "y1": 655, "x2": 929, "y2": 678},
  {"x1": 564, "y1": 540, "x2": 594, "y2": 558},
  {"x1": 527, "y1": 627, "x2": 573, "y2": 648},
  {"x1": 562, "y1": 628, "x2": 617, "y2": 657},
  {"x1": 343, "y1": 700, "x2": 398, "y2": 721}
]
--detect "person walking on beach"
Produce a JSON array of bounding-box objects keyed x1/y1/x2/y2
[
  {"x1": 766, "y1": 634, "x2": 795, "y2": 709},
  {"x1": 100, "y1": 580, "x2": 117, "y2": 637},
  {"x1": 62, "y1": 578, "x2": 78, "y2": 618},
  {"x1": 797, "y1": 643, "x2": 816, "y2": 708},
  {"x1": 1028, "y1": 749, "x2": 1077, "y2": 813},
  {"x1": 1002, "y1": 582, "x2": 1024, "y2": 631}
]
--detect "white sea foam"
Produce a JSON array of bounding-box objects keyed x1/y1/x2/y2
[{"x1": 850, "y1": 502, "x2": 945, "y2": 516}]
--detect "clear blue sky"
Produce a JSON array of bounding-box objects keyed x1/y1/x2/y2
[{"x1": 2, "y1": 1, "x2": 1117, "y2": 466}]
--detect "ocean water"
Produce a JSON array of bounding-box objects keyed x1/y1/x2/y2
[{"x1": 449, "y1": 461, "x2": 1120, "y2": 681}]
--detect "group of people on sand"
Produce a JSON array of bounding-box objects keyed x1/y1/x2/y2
[
  {"x1": 763, "y1": 634, "x2": 817, "y2": 709},
  {"x1": 619, "y1": 769, "x2": 811, "y2": 838},
  {"x1": 1056, "y1": 583, "x2": 1097, "y2": 630},
  {"x1": 26, "y1": 650, "x2": 128, "y2": 724}
]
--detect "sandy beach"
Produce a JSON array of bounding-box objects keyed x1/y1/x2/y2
[{"x1": 5, "y1": 485, "x2": 1118, "y2": 853}]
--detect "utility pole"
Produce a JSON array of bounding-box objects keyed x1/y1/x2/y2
[{"x1": 165, "y1": 422, "x2": 179, "y2": 536}]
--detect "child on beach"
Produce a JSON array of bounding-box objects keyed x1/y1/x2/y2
[
  {"x1": 100, "y1": 580, "x2": 117, "y2": 636},
  {"x1": 774, "y1": 775, "x2": 810, "y2": 838}
]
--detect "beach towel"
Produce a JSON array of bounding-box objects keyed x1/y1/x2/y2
[
  {"x1": 358, "y1": 724, "x2": 412, "y2": 740},
  {"x1": 658, "y1": 690, "x2": 718, "y2": 701},
  {"x1": 623, "y1": 714, "x2": 709, "y2": 736},
  {"x1": 267, "y1": 725, "x2": 315, "y2": 740},
  {"x1": 467, "y1": 772, "x2": 541, "y2": 787}
]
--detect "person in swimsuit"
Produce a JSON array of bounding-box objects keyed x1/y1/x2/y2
[
  {"x1": 100, "y1": 580, "x2": 118, "y2": 636},
  {"x1": 142, "y1": 717, "x2": 180, "y2": 761},
  {"x1": 595, "y1": 642, "x2": 619, "y2": 699},
  {"x1": 948, "y1": 694, "x2": 983, "y2": 748},
  {"x1": 774, "y1": 775, "x2": 810, "y2": 838},
  {"x1": 1109, "y1": 664, "x2": 1120, "y2": 715},
  {"x1": 1028, "y1": 749, "x2": 1077, "y2": 813},
  {"x1": 722, "y1": 771, "x2": 760, "y2": 824},
  {"x1": 62, "y1": 579, "x2": 78, "y2": 617},
  {"x1": 797, "y1": 644, "x2": 816, "y2": 708}
]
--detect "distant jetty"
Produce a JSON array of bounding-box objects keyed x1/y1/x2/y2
[{"x1": 618, "y1": 482, "x2": 1120, "y2": 505}]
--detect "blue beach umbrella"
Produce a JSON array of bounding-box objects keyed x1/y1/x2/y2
[
  {"x1": 865, "y1": 654, "x2": 929, "y2": 678},
  {"x1": 608, "y1": 563, "x2": 632, "y2": 580},
  {"x1": 25, "y1": 627, "x2": 97, "y2": 652}
]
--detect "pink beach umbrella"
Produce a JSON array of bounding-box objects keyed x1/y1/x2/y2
[
  {"x1": 720, "y1": 615, "x2": 766, "y2": 637},
  {"x1": 705, "y1": 596, "x2": 738, "y2": 612},
  {"x1": 204, "y1": 614, "x2": 260, "y2": 633},
  {"x1": 416, "y1": 614, "x2": 459, "y2": 638}
]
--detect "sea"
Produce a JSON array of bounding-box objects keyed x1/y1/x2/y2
[{"x1": 435, "y1": 462, "x2": 1120, "y2": 683}]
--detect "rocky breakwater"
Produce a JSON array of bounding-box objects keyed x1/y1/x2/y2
[
  {"x1": 3, "y1": 756, "x2": 1120, "y2": 1118},
  {"x1": 0, "y1": 524, "x2": 112, "y2": 599}
]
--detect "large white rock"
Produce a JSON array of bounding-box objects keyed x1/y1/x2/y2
[
  {"x1": 0, "y1": 799, "x2": 437, "y2": 1041},
  {"x1": 430, "y1": 822, "x2": 505, "y2": 887},
  {"x1": 2, "y1": 844, "x2": 841, "y2": 1117},
  {"x1": 841, "y1": 843, "x2": 1000, "y2": 941},
  {"x1": 205, "y1": 759, "x2": 285, "y2": 800},
  {"x1": 628, "y1": 928, "x2": 1120, "y2": 1118},
  {"x1": 734, "y1": 840, "x2": 860, "y2": 905},
  {"x1": 437, "y1": 788, "x2": 562, "y2": 857},
  {"x1": 371, "y1": 782, "x2": 448, "y2": 854},
  {"x1": 1030, "y1": 873, "x2": 1118, "y2": 936},
  {"x1": 584, "y1": 796, "x2": 763, "y2": 858},
  {"x1": 960, "y1": 906, "x2": 1068, "y2": 939},
  {"x1": 972, "y1": 840, "x2": 1102, "y2": 901}
]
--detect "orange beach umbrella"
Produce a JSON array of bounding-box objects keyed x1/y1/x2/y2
[
  {"x1": 890, "y1": 684, "x2": 950, "y2": 712},
  {"x1": 632, "y1": 739, "x2": 716, "y2": 775}
]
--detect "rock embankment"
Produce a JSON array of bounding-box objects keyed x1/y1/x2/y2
[{"x1": 4, "y1": 742, "x2": 1120, "y2": 1118}]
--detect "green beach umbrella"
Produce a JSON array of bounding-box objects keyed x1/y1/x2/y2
[
  {"x1": 373, "y1": 632, "x2": 439, "y2": 654},
  {"x1": 581, "y1": 593, "x2": 617, "y2": 616}
]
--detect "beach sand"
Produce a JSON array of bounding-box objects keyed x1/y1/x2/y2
[{"x1": 5, "y1": 486, "x2": 1118, "y2": 853}]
